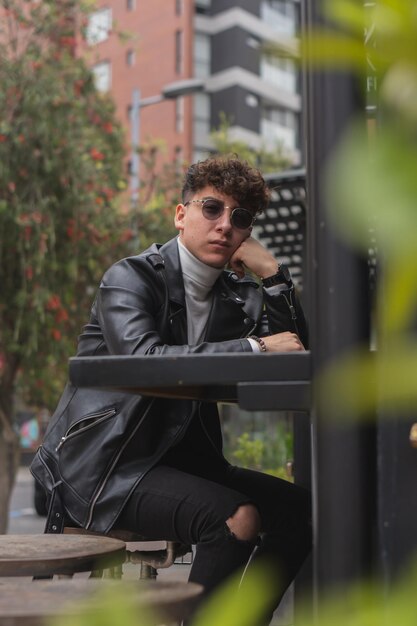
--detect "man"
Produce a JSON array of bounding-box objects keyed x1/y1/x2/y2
[{"x1": 31, "y1": 155, "x2": 311, "y2": 623}]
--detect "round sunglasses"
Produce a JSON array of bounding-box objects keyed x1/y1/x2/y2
[{"x1": 184, "y1": 197, "x2": 256, "y2": 230}]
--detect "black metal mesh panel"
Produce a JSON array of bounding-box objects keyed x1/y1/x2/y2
[{"x1": 254, "y1": 169, "x2": 307, "y2": 290}]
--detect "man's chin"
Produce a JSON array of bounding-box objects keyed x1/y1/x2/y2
[{"x1": 205, "y1": 252, "x2": 230, "y2": 269}]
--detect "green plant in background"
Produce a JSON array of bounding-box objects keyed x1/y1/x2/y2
[
  {"x1": 229, "y1": 417, "x2": 293, "y2": 480},
  {"x1": 0, "y1": 0, "x2": 133, "y2": 531},
  {"x1": 232, "y1": 433, "x2": 265, "y2": 469}
]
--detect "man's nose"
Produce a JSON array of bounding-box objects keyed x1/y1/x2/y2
[{"x1": 216, "y1": 209, "x2": 233, "y2": 231}]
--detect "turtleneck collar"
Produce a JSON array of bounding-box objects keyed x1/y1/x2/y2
[{"x1": 177, "y1": 237, "x2": 223, "y2": 297}]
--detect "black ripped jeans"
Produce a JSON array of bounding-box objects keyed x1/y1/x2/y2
[{"x1": 116, "y1": 459, "x2": 312, "y2": 625}]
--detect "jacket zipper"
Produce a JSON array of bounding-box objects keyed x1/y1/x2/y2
[
  {"x1": 244, "y1": 321, "x2": 257, "y2": 337},
  {"x1": 55, "y1": 408, "x2": 117, "y2": 452},
  {"x1": 37, "y1": 445, "x2": 56, "y2": 486},
  {"x1": 282, "y1": 290, "x2": 300, "y2": 336},
  {"x1": 85, "y1": 399, "x2": 155, "y2": 529}
]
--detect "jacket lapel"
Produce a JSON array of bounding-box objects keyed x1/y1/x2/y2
[
  {"x1": 159, "y1": 238, "x2": 187, "y2": 343},
  {"x1": 204, "y1": 275, "x2": 257, "y2": 342}
]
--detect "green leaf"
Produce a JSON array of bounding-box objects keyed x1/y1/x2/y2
[
  {"x1": 316, "y1": 341, "x2": 417, "y2": 419},
  {"x1": 325, "y1": 121, "x2": 417, "y2": 259},
  {"x1": 192, "y1": 562, "x2": 277, "y2": 626}
]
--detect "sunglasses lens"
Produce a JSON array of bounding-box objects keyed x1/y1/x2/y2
[
  {"x1": 232, "y1": 208, "x2": 253, "y2": 230},
  {"x1": 202, "y1": 199, "x2": 223, "y2": 220}
]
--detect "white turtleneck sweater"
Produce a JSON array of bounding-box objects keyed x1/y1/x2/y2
[{"x1": 177, "y1": 238, "x2": 259, "y2": 350}]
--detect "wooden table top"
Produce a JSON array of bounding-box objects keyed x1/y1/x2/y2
[
  {"x1": 0, "y1": 534, "x2": 126, "y2": 577},
  {"x1": 0, "y1": 579, "x2": 203, "y2": 625}
]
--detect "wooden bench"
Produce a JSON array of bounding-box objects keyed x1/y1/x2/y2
[
  {"x1": 64, "y1": 527, "x2": 192, "y2": 580},
  {"x1": 0, "y1": 579, "x2": 203, "y2": 625},
  {"x1": 0, "y1": 534, "x2": 126, "y2": 578}
]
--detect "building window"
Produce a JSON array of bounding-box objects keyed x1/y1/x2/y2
[
  {"x1": 92, "y1": 61, "x2": 111, "y2": 92},
  {"x1": 260, "y1": 54, "x2": 297, "y2": 93},
  {"x1": 86, "y1": 8, "x2": 112, "y2": 45},
  {"x1": 127, "y1": 0, "x2": 136, "y2": 10},
  {"x1": 175, "y1": 30, "x2": 183, "y2": 74},
  {"x1": 176, "y1": 97, "x2": 184, "y2": 133},
  {"x1": 260, "y1": 1, "x2": 296, "y2": 36},
  {"x1": 126, "y1": 49, "x2": 136, "y2": 67},
  {"x1": 175, "y1": 0, "x2": 183, "y2": 16},
  {"x1": 193, "y1": 92, "x2": 210, "y2": 143},
  {"x1": 195, "y1": 0, "x2": 211, "y2": 15},
  {"x1": 194, "y1": 32, "x2": 210, "y2": 78},
  {"x1": 261, "y1": 107, "x2": 298, "y2": 152}
]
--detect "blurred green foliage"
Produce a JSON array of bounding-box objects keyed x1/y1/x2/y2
[
  {"x1": 48, "y1": 557, "x2": 417, "y2": 626},
  {"x1": 296, "y1": 0, "x2": 417, "y2": 419},
  {"x1": 231, "y1": 424, "x2": 293, "y2": 480}
]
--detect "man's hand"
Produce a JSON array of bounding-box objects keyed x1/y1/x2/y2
[
  {"x1": 228, "y1": 237, "x2": 278, "y2": 279},
  {"x1": 262, "y1": 332, "x2": 305, "y2": 352}
]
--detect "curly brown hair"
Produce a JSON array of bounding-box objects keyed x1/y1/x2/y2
[{"x1": 182, "y1": 155, "x2": 270, "y2": 216}]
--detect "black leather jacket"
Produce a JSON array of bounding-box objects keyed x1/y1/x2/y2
[{"x1": 31, "y1": 237, "x2": 308, "y2": 533}]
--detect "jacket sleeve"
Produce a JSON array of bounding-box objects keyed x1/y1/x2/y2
[
  {"x1": 94, "y1": 258, "x2": 253, "y2": 356},
  {"x1": 256, "y1": 286, "x2": 309, "y2": 348}
]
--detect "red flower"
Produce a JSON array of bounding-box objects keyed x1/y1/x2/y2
[
  {"x1": 24, "y1": 226, "x2": 32, "y2": 242},
  {"x1": 51, "y1": 328, "x2": 62, "y2": 341},
  {"x1": 120, "y1": 228, "x2": 134, "y2": 242},
  {"x1": 55, "y1": 308, "x2": 69, "y2": 323},
  {"x1": 90, "y1": 147, "x2": 104, "y2": 161},
  {"x1": 102, "y1": 122, "x2": 113, "y2": 134},
  {"x1": 8, "y1": 182, "x2": 16, "y2": 193},
  {"x1": 73, "y1": 80, "x2": 84, "y2": 96},
  {"x1": 0, "y1": 134, "x2": 6, "y2": 142},
  {"x1": 59, "y1": 36, "x2": 76, "y2": 49},
  {"x1": 46, "y1": 295, "x2": 61, "y2": 311},
  {"x1": 25, "y1": 266, "x2": 33, "y2": 280},
  {"x1": 102, "y1": 187, "x2": 114, "y2": 200}
]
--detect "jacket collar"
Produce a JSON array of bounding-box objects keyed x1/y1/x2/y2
[{"x1": 159, "y1": 237, "x2": 186, "y2": 306}]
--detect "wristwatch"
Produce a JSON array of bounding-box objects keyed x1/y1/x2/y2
[{"x1": 261, "y1": 264, "x2": 292, "y2": 289}]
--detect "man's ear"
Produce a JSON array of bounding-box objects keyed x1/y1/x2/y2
[{"x1": 174, "y1": 203, "x2": 186, "y2": 232}]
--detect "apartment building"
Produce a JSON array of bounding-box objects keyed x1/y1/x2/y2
[{"x1": 84, "y1": 0, "x2": 301, "y2": 191}]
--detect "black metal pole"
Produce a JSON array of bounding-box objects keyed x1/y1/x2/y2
[{"x1": 301, "y1": 0, "x2": 376, "y2": 607}]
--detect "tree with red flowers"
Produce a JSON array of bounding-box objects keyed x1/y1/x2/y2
[{"x1": 0, "y1": 0, "x2": 133, "y2": 530}]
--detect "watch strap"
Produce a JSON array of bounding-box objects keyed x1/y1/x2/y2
[{"x1": 261, "y1": 264, "x2": 292, "y2": 289}]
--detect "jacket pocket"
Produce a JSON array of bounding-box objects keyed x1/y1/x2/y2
[{"x1": 55, "y1": 407, "x2": 117, "y2": 452}]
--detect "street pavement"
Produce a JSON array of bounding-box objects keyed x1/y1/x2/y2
[
  {"x1": 8, "y1": 466, "x2": 45, "y2": 535},
  {"x1": 7, "y1": 466, "x2": 293, "y2": 625}
]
